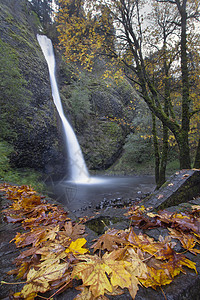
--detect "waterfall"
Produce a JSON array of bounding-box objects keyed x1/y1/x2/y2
[{"x1": 37, "y1": 34, "x2": 89, "y2": 183}]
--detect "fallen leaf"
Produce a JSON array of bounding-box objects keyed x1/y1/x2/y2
[
  {"x1": 103, "y1": 252, "x2": 132, "y2": 289},
  {"x1": 1, "y1": 183, "x2": 199, "y2": 300},
  {"x1": 63, "y1": 221, "x2": 85, "y2": 240},
  {"x1": 20, "y1": 259, "x2": 69, "y2": 298},
  {"x1": 65, "y1": 238, "x2": 88, "y2": 255},
  {"x1": 91, "y1": 229, "x2": 127, "y2": 252},
  {"x1": 168, "y1": 228, "x2": 200, "y2": 254},
  {"x1": 125, "y1": 247, "x2": 147, "y2": 298},
  {"x1": 72, "y1": 254, "x2": 113, "y2": 297},
  {"x1": 182, "y1": 174, "x2": 189, "y2": 178},
  {"x1": 140, "y1": 265, "x2": 173, "y2": 289}
]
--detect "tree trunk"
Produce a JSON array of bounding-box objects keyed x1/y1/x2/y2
[
  {"x1": 175, "y1": 131, "x2": 191, "y2": 169},
  {"x1": 152, "y1": 113, "x2": 160, "y2": 186},
  {"x1": 194, "y1": 139, "x2": 200, "y2": 168},
  {"x1": 179, "y1": 0, "x2": 191, "y2": 169},
  {"x1": 158, "y1": 37, "x2": 169, "y2": 188},
  {"x1": 158, "y1": 125, "x2": 168, "y2": 188}
]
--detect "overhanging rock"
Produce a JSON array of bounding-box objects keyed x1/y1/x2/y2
[{"x1": 142, "y1": 169, "x2": 200, "y2": 210}]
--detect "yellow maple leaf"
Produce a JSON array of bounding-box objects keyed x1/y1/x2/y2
[
  {"x1": 125, "y1": 247, "x2": 147, "y2": 278},
  {"x1": 72, "y1": 254, "x2": 113, "y2": 297},
  {"x1": 28, "y1": 260, "x2": 68, "y2": 282},
  {"x1": 65, "y1": 238, "x2": 88, "y2": 255},
  {"x1": 146, "y1": 212, "x2": 157, "y2": 218},
  {"x1": 103, "y1": 252, "x2": 132, "y2": 289},
  {"x1": 125, "y1": 247, "x2": 147, "y2": 298},
  {"x1": 14, "y1": 291, "x2": 37, "y2": 300},
  {"x1": 140, "y1": 266, "x2": 173, "y2": 289},
  {"x1": 45, "y1": 225, "x2": 60, "y2": 241},
  {"x1": 178, "y1": 256, "x2": 197, "y2": 273},
  {"x1": 16, "y1": 262, "x2": 30, "y2": 279},
  {"x1": 84, "y1": 264, "x2": 113, "y2": 297},
  {"x1": 72, "y1": 251, "x2": 135, "y2": 298},
  {"x1": 21, "y1": 260, "x2": 68, "y2": 298},
  {"x1": 168, "y1": 228, "x2": 200, "y2": 254}
]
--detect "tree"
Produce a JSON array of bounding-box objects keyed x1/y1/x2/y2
[
  {"x1": 144, "y1": 0, "x2": 181, "y2": 186},
  {"x1": 56, "y1": 0, "x2": 200, "y2": 184}
]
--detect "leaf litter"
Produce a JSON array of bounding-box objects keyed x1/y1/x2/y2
[{"x1": 0, "y1": 183, "x2": 199, "y2": 299}]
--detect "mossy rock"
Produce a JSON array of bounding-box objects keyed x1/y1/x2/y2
[{"x1": 80, "y1": 120, "x2": 125, "y2": 169}]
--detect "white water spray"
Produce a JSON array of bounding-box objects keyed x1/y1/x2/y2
[{"x1": 37, "y1": 35, "x2": 89, "y2": 182}]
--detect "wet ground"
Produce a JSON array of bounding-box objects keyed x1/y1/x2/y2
[{"x1": 47, "y1": 175, "x2": 155, "y2": 218}]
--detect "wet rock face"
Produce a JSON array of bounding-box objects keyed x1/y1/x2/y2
[
  {"x1": 91, "y1": 90, "x2": 123, "y2": 117},
  {"x1": 80, "y1": 119, "x2": 126, "y2": 170},
  {"x1": 0, "y1": 0, "x2": 67, "y2": 176}
]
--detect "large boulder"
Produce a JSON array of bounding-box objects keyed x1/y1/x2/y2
[{"x1": 141, "y1": 169, "x2": 200, "y2": 210}]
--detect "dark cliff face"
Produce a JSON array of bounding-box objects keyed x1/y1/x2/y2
[
  {"x1": 0, "y1": 0, "x2": 137, "y2": 179},
  {"x1": 0, "y1": 0, "x2": 67, "y2": 178}
]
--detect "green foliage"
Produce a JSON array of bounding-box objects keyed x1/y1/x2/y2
[
  {"x1": 31, "y1": 10, "x2": 43, "y2": 28},
  {"x1": 0, "y1": 141, "x2": 13, "y2": 177},
  {"x1": 124, "y1": 133, "x2": 153, "y2": 164},
  {"x1": 0, "y1": 140, "x2": 44, "y2": 192},
  {"x1": 61, "y1": 72, "x2": 92, "y2": 129},
  {"x1": 0, "y1": 39, "x2": 26, "y2": 97},
  {"x1": 5, "y1": 12, "x2": 14, "y2": 23},
  {"x1": 166, "y1": 159, "x2": 179, "y2": 175},
  {"x1": 165, "y1": 148, "x2": 180, "y2": 175},
  {"x1": 30, "y1": 0, "x2": 53, "y2": 27},
  {"x1": 110, "y1": 133, "x2": 154, "y2": 175},
  {"x1": 69, "y1": 80, "x2": 91, "y2": 121},
  {"x1": 0, "y1": 39, "x2": 31, "y2": 140}
]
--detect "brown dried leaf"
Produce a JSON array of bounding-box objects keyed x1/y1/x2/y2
[
  {"x1": 63, "y1": 221, "x2": 85, "y2": 240},
  {"x1": 91, "y1": 229, "x2": 127, "y2": 252}
]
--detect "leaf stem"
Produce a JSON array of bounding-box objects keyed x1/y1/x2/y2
[
  {"x1": 45, "y1": 280, "x2": 72, "y2": 300},
  {"x1": 1, "y1": 280, "x2": 26, "y2": 285},
  {"x1": 160, "y1": 286, "x2": 167, "y2": 300}
]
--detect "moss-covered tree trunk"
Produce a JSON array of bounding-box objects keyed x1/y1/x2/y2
[
  {"x1": 152, "y1": 113, "x2": 160, "y2": 186},
  {"x1": 176, "y1": 132, "x2": 191, "y2": 169},
  {"x1": 158, "y1": 125, "x2": 168, "y2": 187},
  {"x1": 178, "y1": 0, "x2": 191, "y2": 169},
  {"x1": 158, "y1": 35, "x2": 169, "y2": 188}
]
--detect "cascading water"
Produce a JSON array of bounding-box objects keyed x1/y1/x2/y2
[{"x1": 37, "y1": 34, "x2": 89, "y2": 183}]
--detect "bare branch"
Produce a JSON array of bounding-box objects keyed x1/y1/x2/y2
[
  {"x1": 166, "y1": 20, "x2": 181, "y2": 26},
  {"x1": 124, "y1": 73, "x2": 142, "y2": 87},
  {"x1": 156, "y1": 0, "x2": 176, "y2": 4}
]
